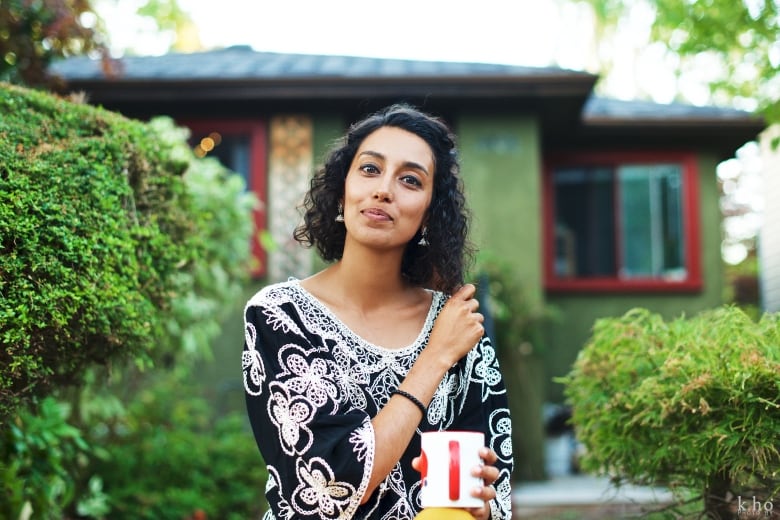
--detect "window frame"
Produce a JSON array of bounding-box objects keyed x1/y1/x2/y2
[
  {"x1": 179, "y1": 119, "x2": 268, "y2": 277},
  {"x1": 543, "y1": 151, "x2": 702, "y2": 293}
]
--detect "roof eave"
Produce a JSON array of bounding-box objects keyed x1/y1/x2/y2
[
  {"x1": 57, "y1": 73, "x2": 598, "y2": 103},
  {"x1": 571, "y1": 116, "x2": 766, "y2": 158}
]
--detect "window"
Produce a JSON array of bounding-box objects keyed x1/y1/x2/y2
[
  {"x1": 544, "y1": 152, "x2": 701, "y2": 292},
  {"x1": 181, "y1": 119, "x2": 267, "y2": 277}
]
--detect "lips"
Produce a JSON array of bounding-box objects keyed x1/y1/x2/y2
[{"x1": 362, "y1": 208, "x2": 393, "y2": 221}]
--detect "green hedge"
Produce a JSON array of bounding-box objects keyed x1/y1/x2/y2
[
  {"x1": 1, "y1": 83, "x2": 264, "y2": 518},
  {"x1": 561, "y1": 306, "x2": 779, "y2": 518},
  {"x1": 0, "y1": 83, "x2": 194, "y2": 421}
]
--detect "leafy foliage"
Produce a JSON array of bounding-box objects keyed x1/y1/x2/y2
[
  {"x1": 0, "y1": 0, "x2": 112, "y2": 88},
  {"x1": 0, "y1": 0, "x2": 194, "y2": 88},
  {"x1": 560, "y1": 306, "x2": 780, "y2": 517},
  {"x1": 82, "y1": 372, "x2": 268, "y2": 520},
  {"x1": 0, "y1": 82, "x2": 196, "y2": 421},
  {"x1": 1, "y1": 83, "x2": 263, "y2": 518},
  {"x1": 1, "y1": 374, "x2": 268, "y2": 520},
  {"x1": 0, "y1": 397, "x2": 101, "y2": 519},
  {"x1": 583, "y1": 0, "x2": 779, "y2": 124},
  {"x1": 144, "y1": 116, "x2": 257, "y2": 367}
]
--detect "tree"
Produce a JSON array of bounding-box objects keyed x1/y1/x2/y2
[
  {"x1": 0, "y1": 0, "x2": 192, "y2": 89},
  {"x1": 582, "y1": 0, "x2": 778, "y2": 127},
  {"x1": 0, "y1": 0, "x2": 109, "y2": 88}
]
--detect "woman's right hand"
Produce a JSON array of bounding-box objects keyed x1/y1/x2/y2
[{"x1": 426, "y1": 283, "x2": 484, "y2": 366}]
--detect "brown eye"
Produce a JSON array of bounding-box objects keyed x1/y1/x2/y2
[{"x1": 401, "y1": 175, "x2": 422, "y2": 187}]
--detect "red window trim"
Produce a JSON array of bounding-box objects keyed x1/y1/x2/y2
[
  {"x1": 543, "y1": 150, "x2": 702, "y2": 293},
  {"x1": 178, "y1": 119, "x2": 268, "y2": 278}
]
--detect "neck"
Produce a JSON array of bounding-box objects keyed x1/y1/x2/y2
[{"x1": 330, "y1": 243, "x2": 410, "y2": 307}]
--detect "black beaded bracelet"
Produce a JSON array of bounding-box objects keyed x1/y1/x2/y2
[{"x1": 391, "y1": 388, "x2": 427, "y2": 416}]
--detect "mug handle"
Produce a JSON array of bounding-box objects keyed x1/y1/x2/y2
[{"x1": 449, "y1": 440, "x2": 460, "y2": 500}]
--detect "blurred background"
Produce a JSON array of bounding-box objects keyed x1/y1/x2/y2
[{"x1": 1, "y1": 1, "x2": 777, "y2": 518}]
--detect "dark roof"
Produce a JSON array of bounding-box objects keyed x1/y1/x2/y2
[
  {"x1": 50, "y1": 47, "x2": 765, "y2": 154},
  {"x1": 52, "y1": 46, "x2": 580, "y2": 81},
  {"x1": 575, "y1": 97, "x2": 764, "y2": 155},
  {"x1": 50, "y1": 46, "x2": 597, "y2": 107},
  {"x1": 584, "y1": 96, "x2": 759, "y2": 124}
]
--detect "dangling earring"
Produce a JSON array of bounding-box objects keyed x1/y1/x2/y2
[
  {"x1": 335, "y1": 202, "x2": 344, "y2": 222},
  {"x1": 418, "y1": 226, "x2": 428, "y2": 246}
]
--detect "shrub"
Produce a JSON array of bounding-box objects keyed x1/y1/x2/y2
[
  {"x1": 0, "y1": 83, "x2": 194, "y2": 421},
  {"x1": 0, "y1": 396, "x2": 103, "y2": 519},
  {"x1": 86, "y1": 372, "x2": 268, "y2": 520},
  {"x1": 560, "y1": 306, "x2": 780, "y2": 519},
  {"x1": 0, "y1": 83, "x2": 262, "y2": 518}
]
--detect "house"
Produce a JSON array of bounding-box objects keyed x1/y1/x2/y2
[{"x1": 50, "y1": 47, "x2": 764, "y2": 476}]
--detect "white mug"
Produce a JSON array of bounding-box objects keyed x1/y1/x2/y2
[{"x1": 419, "y1": 430, "x2": 485, "y2": 508}]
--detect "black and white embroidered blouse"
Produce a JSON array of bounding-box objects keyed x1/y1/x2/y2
[{"x1": 242, "y1": 279, "x2": 514, "y2": 519}]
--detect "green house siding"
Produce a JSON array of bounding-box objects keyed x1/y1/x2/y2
[
  {"x1": 457, "y1": 114, "x2": 548, "y2": 479},
  {"x1": 457, "y1": 113, "x2": 544, "y2": 309},
  {"x1": 544, "y1": 152, "x2": 726, "y2": 403}
]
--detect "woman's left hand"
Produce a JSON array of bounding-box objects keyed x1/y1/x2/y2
[{"x1": 464, "y1": 447, "x2": 499, "y2": 520}]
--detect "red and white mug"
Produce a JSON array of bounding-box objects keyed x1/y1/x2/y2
[{"x1": 419, "y1": 430, "x2": 485, "y2": 508}]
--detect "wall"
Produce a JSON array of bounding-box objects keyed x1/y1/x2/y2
[
  {"x1": 457, "y1": 112, "x2": 544, "y2": 307},
  {"x1": 457, "y1": 112, "x2": 548, "y2": 480},
  {"x1": 544, "y1": 152, "x2": 727, "y2": 403}
]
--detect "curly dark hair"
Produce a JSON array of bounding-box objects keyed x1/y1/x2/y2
[{"x1": 293, "y1": 104, "x2": 474, "y2": 294}]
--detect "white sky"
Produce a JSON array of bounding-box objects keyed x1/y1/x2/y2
[{"x1": 97, "y1": 1, "x2": 608, "y2": 78}]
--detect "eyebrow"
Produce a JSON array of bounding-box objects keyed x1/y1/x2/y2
[{"x1": 358, "y1": 150, "x2": 431, "y2": 176}]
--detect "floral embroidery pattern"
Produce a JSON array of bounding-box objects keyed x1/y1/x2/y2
[
  {"x1": 243, "y1": 280, "x2": 513, "y2": 520},
  {"x1": 490, "y1": 409, "x2": 514, "y2": 465},
  {"x1": 473, "y1": 340, "x2": 504, "y2": 399},
  {"x1": 292, "y1": 457, "x2": 356, "y2": 519},
  {"x1": 264, "y1": 466, "x2": 295, "y2": 520},
  {"x1": 278, "y1": 346, "x2": 340, "y2": 411},
  {"x1": 427, "y1": 372, "x2": 458, "y2": 427},
  {"x1": 267, "y1": 381, "x2": 316, "y2": 456},
  {"x1": 349, "y1": 421, "x2": 373, "y2": 463},
  {"x1": 242, "y1": 322, "x2": 266, "y2": 396}
]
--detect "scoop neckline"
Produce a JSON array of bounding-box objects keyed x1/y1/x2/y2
[{"x1": 289, "y1": 278, "x2": 440, "y2": 354}]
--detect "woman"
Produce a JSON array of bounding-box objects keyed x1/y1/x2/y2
[{"x1": 242, "y1": 104, "x2": 513, "y2": 519}]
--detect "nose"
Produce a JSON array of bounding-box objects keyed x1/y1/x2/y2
[
  {"x1": 373, "y1": 188, "x2": 392, "y2": 202},
  {"x1": 373, "y1": 176, "x2": 394, "y2": 202}
]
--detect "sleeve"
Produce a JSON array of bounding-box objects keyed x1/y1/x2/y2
[
  {"x1": 242, "y1": 298, "x2": 375, "y2": 520},
  {"x1": 450, "y1": 335, "x2": 514, "y2": 520}
]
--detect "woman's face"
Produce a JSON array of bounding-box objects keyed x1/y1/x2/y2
[{"x1": 342, "y1": 126, "x2": 435, "y2": 251}]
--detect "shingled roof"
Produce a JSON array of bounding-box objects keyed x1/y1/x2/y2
[
  {"x1": 53, "y1": 45, "x2": 582, "y2": 81},
  {"x1": 50, "y1": 46, "x2": 764, "y2": 153}
]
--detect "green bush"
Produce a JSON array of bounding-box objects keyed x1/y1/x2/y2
[
  {"x1": 560, "y1": 306, "x2": 780, "y2": 518},
  {"x1": 1, "y1": 374, "x2": 268, "y2": 520},
  {"x1": 0, "y1": 396, "x2": 102, "y2": 519},
  {"x1": 86, "y1": 372, "x2": 267, "y2": 520},
  {"x1": 0, "y1": 83, "x2": 194, "y2": 420},
  {"x1": 143, "y1": 116, "x2": 257, "y2": 366},
  {"x1": 1, "y1": 83, "x2": 263, "y2": 518}
]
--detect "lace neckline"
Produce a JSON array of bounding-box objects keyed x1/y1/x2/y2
[{"x1": 289, "y1": 278, "x2": 440, "y2": 354}]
